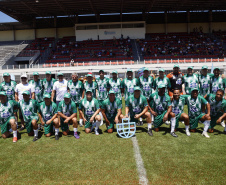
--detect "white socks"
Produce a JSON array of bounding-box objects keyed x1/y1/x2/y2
[
  {"x1": 95, "y1": 121, "x2": 101, "y2": 131},
  {"x1": 170, "y1": 117, "x2": 176, "y2": 133},
  {"x1": 148, "y1": 123, "x2": 152, "y2": 129},
  {"x1": 13, "y1": 130, "x2": 17, "y2": 138},
  {"x1": 224, "y1": 126, "x2": 226, "y2": 132},
  {"x1": 203, "y1": 120, "x2": 210, "y2": 132},
  {"x1": 74, "y1": 128, "x2": 77, "y2": 133},
  {"x1": 99, "y1": 112, "x2": 103, "y2": 125},
  {"x1": 139, "y1": 118, "x2": 142, "y2": 122},
  {"x1": 55, "y1": 128, "x2": 59, "y2": 135},
  {"x1": 34, "y1": 129, "x2": 38, "y2": 137},
  {"x1": 185, "y1": 125, "x2": 189, "y2": 131},
  {"x1": 79, "y1": 119, "x2": 83, "y2": 124}
]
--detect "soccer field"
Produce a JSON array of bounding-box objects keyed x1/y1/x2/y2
[{"x1": 0, "y1": 104, "x2": 226, "y2": 184}]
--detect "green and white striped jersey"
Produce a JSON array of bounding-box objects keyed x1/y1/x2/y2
[
  {"x1": 122, "y1": 78, "x2": 139, "y2": 100},
  {"x1": 38, "y1": 101, "x2": 58, "y2": 122},
  {"x1": 210, "y1": 76, "x2": 226, "y2": 94},
  {"x1": 29, "y1": 79, "x2": 43, "y2": 103},
  {"x1": 0, "y1": 100, "x2": 17, "y2": 124},
  {"x1": 57, "y1": 100, "x2": 77, "y2": 117},
  {"x1": 108, "y1": 78, "x2": 123, "y2": 100},
  {"x1": 126, "y1": 95, "x2": 148, "y2": 115},
  {"x1": 171, "y1": 96, "x2": 186, "y2": 116},
  {"x1": 84, "y1": 81, "x2": 98, "y2": 99},
  {"x1": 198, "y1": 73, "x2": 213, "y2": 96},
  {"x1": 19, "y1": 99, "x2": 38, "y2": 122},
  {"x1": 95, "y1": 77, "x2": 110, "y2": 101},
  {"x1": 0, "y1": 80, "x2": 17, "y2": 100},
  {"x1": 139, "y1": 76, "x2": 154, "y2": 99},
  {"x1": 182, "y1": 74, "x2": 199, "y2": 95},
  {"x1": 153, "y1": 76, "x2": 171, "y2": 94},
  {"x1": 42, "y1": 78, "x2": 56, "y2": 95},
  {"x1": 67, "y1": 80, "x2": 84, "y2": 103},
  {"x1": 101, "y1": 98, "x2": 122, "y2": 119}
]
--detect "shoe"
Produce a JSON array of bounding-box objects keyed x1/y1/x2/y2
[
  {"x1": 190, "y1": 129, "x2": 196, "y2": 133},
  {"x1": 19, "y1": 126, "x2": 25, "y2": 131},
  {"x1": 74, "y1": 132, "x2": 80, "y2": 139},
  {"x1": 55, "y1": 135, "x2": 59, "y2": 140},
  {"x1": 202, "y1": 131, "x2": 210, "y2": 138},
  {"x1": 221, "y1": 121, "x2": 225, "y2": 128},
  {"x1": 154, "y1": 128, "x2": 159, "y2": 132},
  {"x1": 40, "y1": 125, "x2": 44, "y2": 131},
  {"x1": 165, "y1": 121, "x2": 170, "y2": 125},
  {"x1": 13, "y1": 137, "x2": 17, "y2": 143},
  {"x1": 185, "y1": 130, "x2": 191, "y2": 136},
  {"x1": 95, "y1": 130, "x2": 99, "y2": 135},
  {"x1": 138, "y1": 120, "x2": 143, "y2": 126},
  {"x1": 147, "y1": 128, "x2": 153, "y2": 136},
  {"x1": 170, "y1": 132, "x2": 178, "y2": 137},
  {"x1": 33, "y1": 136, "x2": 39, "y2": 142},
  {"x1": 208, "y1": 129, "x2": 214, "y2": 133},
  {"x1": 136, "y1": 122, "x2": 140, "y2": 126}
]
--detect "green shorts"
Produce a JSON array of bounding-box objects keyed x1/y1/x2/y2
[
  {"x1": 60, "y1": 118, "x2": 70, "y2": 132},
  {"x1": 189, "y1": 113, "x2": 205, "y2": 129},
  {"x1": 175, "y1": 113, "x2": 183, "y2": 129},
  {"x1": 153, "y1": 111, "x2": 167, "y2": 128},
  {"x1": 44, "y1": 122, "x2": 53, "y2": 135},
  {"x1": 25, "y1": 116, "x2": 39, "y2": 134},
  {"x1": 98, "y1": 100, "x2": 104, "y2": 107},
  {"x1": 85, "y1": 121, "x2": 92, "y2": 128},
  {"x1": 107, "y1": 118, "x2": 115, "y2": 130},
  {"x1": 209, "y1": 114, "x2": 223, "y2": 129},
  {"x1": 0, "y1": 116, "x2": 15, "y2": 134}
]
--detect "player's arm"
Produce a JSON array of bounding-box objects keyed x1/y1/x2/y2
[
  {"x1": 82, "y1": 89, "x2": 85, "y2": 99},
  {"x1": 67, "y1": 113, "x2": 77, "y2": 121},
  {"x1": 163, "y1": 105, "x2": 172, "y2": 122},
  {"x1": 124, "y1": 106, "x2": 129, "y2": 118},
  {"x1": 51, "y1": 90, "x2": 56, "y2": 102},
  {"x1": 58, "y1": 112, "x2": 68, "y2": 119},
  {"x1": 15, "y1": 92, "x2": 19, "y2": 102},
  {"x1": 205, "y1": 102, "x2": 210, "y2": 116},
  {"x1": 134, "y1": 106, "x2": 148, "y2": 119},
  {"x1": 31, "y1": 92, "x2": 35, "y2": 99},
  {"x1": 90, "y1": 108, "x2": 100, "y2": 122},
  {"x1": 38, "y1": 113, "x2": 45, "y2": 126},
  {"x1": 216, "y1": 112, "x2": 226, "y2": 124},
  {"x1": 79, "y1": 109, "x2": 86, "y2": 122}
]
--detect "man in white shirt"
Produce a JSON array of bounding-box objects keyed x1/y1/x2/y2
[
  {"x1": 15, "y1": 74, "x2": 35, "y2": 131},
  {"x1": 52, "y1": 72, "x2": 68, "y2": 106}
]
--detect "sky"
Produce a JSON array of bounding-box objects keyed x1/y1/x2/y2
[{"x1": 0, "y1": 11, "x2": 17, "y2": 23}]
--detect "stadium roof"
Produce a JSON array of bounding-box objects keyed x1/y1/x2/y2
[{"x1": 1, "y1": 0, "x2": 226, "y2": 24}]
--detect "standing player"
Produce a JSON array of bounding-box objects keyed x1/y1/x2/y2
[
  {"x1": 29, "y1": 72, "x2": 43, "y2": 103},
  {"x1": 149, "y1": 84, "x2": 177, "y2": 137},
  {"x1": 38, "y1": 94, "x2": 59, "y2": 140},
  {"x1": 0, "y1": 72, "x2": 17, "y2": 100},
  {"x1": 205, "y1": 89, "x2": 226, "y2": 133},
  {"x1": 95, "y1": 70, "x2": 110, "y2": 125},
  {"x1": 101, "y1": 90, "x2": 123, "y2": 133},
  {"x1": 210, "y1": 67, "x2": 226, "y2": 94},
  {"x1": 19, "y1": 91, "x2": 39, "y2": 141},
  {"x1": 42, "y1": 71, "x2": 56, "y2": 99},
  {"x1": 153, "y1": 68, "x2": 171, "y2": 94},
  {"x1": 198, "y1": 65, "x2": 213, "y2": 97},
  {"x1": 166, "y1": 64, "x2": 184, "y2": 98},
  {"x1": 171, "y1": 88, "x2": 190, "y2": 136},
  {"x1": 79, "y1": 90, "x2": 101, "y2": 135},
  {"x1": 122, "y1": 69, "x2": 139, "y2": 101},
  {"x1": 108, "y1": 70, "x2": 123, "y2": 101},
  {"x1": 125, "y1": 87, "x2": 153, "y2": 136},
  {"x1": 182, "y1": 66, "x2": 199, "y2": 95},
  {"x1": 0, "y1": 91, "x2": 18, "y2": 142},
  {"x1": 183, "y1": 88, "x2": 211, "y2": 138},
  {"x1": 67, "y1": 73, "x2": 84, "y2": 127},
  {"x1": 84, "y1": 74, "x2": 98, "y2": 99},
  {"x1": 57, "y1": 93, "x2": 79, "y2": 138},
  {"x1": 52, "y1": 72, "x2": 68, "y2": 106}
]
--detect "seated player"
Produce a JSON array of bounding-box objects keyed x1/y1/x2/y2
[
  {"x1": 101, "y1": 90, "x2": 123, "y2": 133},
  {"x1": 183, "y1": 88, "x2": 211, "y2": 138},
  {"x1": 38, "y1": 94, "x2": 59, "y2": 140},
  {"x1": 205, "y1": 89, "x2": 226, "y2": 133},
  {"x1": 171, "y1": 88, "x2": 191, "y2": 136},
  {"x1": 149, "y1": 84, "x2": 177, "y2": 137},
  {"x1": 57, "y1": 93, "x2": 79, "y2": 138},
  {"x1": 124, "y1": 86, "x2": 153, "y2": 136},
  {"x1": 18, "y1": 91, "x2": 39, "y2": 141},
  {"x1": 79, "y1": 90, "x2": 101, "y2": 135},
  {"x1": 0, "y1": 91, "x2": 18, "y2": 142}
]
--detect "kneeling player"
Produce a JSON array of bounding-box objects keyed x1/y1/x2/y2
[
  {"x1": 0, "y1": 91, "x2": 18, "y2": 142},
  {"x1": 124, "y1": 87, "x2": 153, "y2": 136},
  {"x1": 79, "y1": 90, "x2": 101, "y2": 135},
  {"x1": 38, "y1": 94, "x2": 59, "y2": 140},
  {"x1": 205, "y1": 89, "x2": 226, "y2": 133},
  {"x1": 19, "y1": 91, "x2": 39, "y2": 141},
  {"x1": 57, "y1": 93, "x2": 79, "y2": 138},
  {"x1": 149, "y1": 84, "x2": 177, "y2": 137},
  {"x1": 101, "y1": 90, "x2": 123, "y2": 133},
  {"x1": 183, "y1": 88, "x2": 211, "y2": 138},
  {"x1": 171, "y1": 89, "x2": 190, "y2": 136}
]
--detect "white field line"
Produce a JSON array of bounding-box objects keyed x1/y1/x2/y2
[{"x1": 131, "y1": 137, "x2": 149, "y2": 185}]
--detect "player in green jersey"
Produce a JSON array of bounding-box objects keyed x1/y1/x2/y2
[
  {"x1": 95, "y1": 70, "x2": 110, "y2": 126},
  {"x1": 79, "y1": 90, "x2": 101, "y2": 135},
  {"x1": 67, "y1": 72, "x2": 84, "y2": 127},
  {"x1": 210, "y1": 67, "x2": 226, "y2": 95},
  {"x1": 42, "y1": 71, "x2": 56, "y2": 99},
  {"x1": 84, "y1": 74, "x2": 98, "y2": 99},
  {"x1": 171, "y1": 88, "x2": 190, "y2": 136},
  {"x1": 149, "y1": 84, "x2": 177, "y2": 137},
  {"x1": 153, "y1": 68, "x2": 171, "y2": 94},
  {"x1": 0, "y1": 72, "x2": 17, "y2": 100},
  {"x1": 183, "y1": 88, "x2": 211, "y2": 138},
  {"x1": 182, "y1": 66, "x2": 199, "y2": 95},
  {"x1": 0, "y1": 91, "x2": 18, "y2": 142},
  {"x1": 57, "y1": 93, "x2": 79, "y2": 138},
  {"x1": 125, "y1": 86, "x2": 153, "y2": 136},
  {"x1": 109, "y1": 70, "x2": 123, "y2": 101},
  {"x1": 205, "y1": 89, "x2": 226, "y2": 133},
  {"x1": 38, "y1": 94, "x2": 59, "y2": 140},
  {"x1": 19, "y1": 90, "x2": 39, "y2": 141},
  {"x1": 29, "y1": 72, "x2": 44, "y2": 103},
  {"x1": 101, "y1": 90, "x2": 123, "y2": 133},
  {"x1": 122, "y1": 69, "x2": 139, "y2": 101}
]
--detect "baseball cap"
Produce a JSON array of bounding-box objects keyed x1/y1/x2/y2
[
  {"x1": 22, "y1": 90, "x2": 30, "y2": 95},
  {"x1": 99, "y1": 69, "x2": 104, "y2": 73},
  {"x1": 214, "y1": 67, "x2": 220, "y2": 71},
  {"x1": 187, "y1": 66, "x2": 193, "y2": 69},
  {"x1": 202, "y1": 65, "x2": 208, "y2": 69},
  {"x1": 112, "y1": 70, "x2": 118, "y2": 74},
  {"x1": 86, "y1": 89, "x2": 92, "y2": 93},
  {"x1": 43, "y1": 94, "x2": 51, "y2": 99},
  {"x1": 143, "y1": 67, "x2": 149, "y2": 71},
  {"x1": 159, "y1": 68, "x2": 165, "y2": 72},
  {"x1": 64, "y1": 93, "x2": 71, "y2": 98},
  {"x1": 33, "y1": 72, "x2": 39, "y2": 76},
  {"x1": 134, "y1": 86, "x2": 141, "y2": 91},
  {"x1": 3, "y1": 72, "x2": 10, "y2": 77},
  {"x1": 57, "y1": 72, "x2": 63, "y2": 76},
  {"x1": 21, "y1": 74, "x2": 27, "y2": 78},
  {"x1": 0, "y1": 91, "x2": 6, "y2": 96},
  {"x1": 191, "y1": 88, "x2": 199, "y2": 92},
  {"x1": 109, "y1": 90, "x2": 115, "y2": 94},
  {"x1": 158, "y1": 84, "x2": 166, "y2": 88},
  {"x1": 127, "y1": 68, "x2": 133, "y2": 72},
  {"x1": 86, "y1": 74, "x2": 93, "y2": 77},
  {"x1": 45, "y1": 71, "x2": 51, "y2": 75},
  {"x1": 174, "y1": 64, "x2": 180, "y2": 68}
]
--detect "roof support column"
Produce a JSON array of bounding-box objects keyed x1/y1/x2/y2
[
  {"x1": 187, "y1": 11, "x2": 190, "y2": 34},
  {"x1": 33, "y1": 18, "x2": 36, "y2": 39},
  {"x1": 12, "y1": 26, "x2": 15, "y2": 41},
  {"x1": 54, "y1": 16, "x2": 58, "y2": 39},
  {"x1": 209, "y1": 10, "x2": 212, "y2": 33},
  {"x1": 164, "y1": 11, "x2": 168, "y2": 34}
]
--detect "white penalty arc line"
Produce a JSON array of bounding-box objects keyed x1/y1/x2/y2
[{"x1": 131, "y1": 137, "x2": 149, "y2": 185}]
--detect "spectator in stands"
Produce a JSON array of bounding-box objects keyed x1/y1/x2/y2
[{"x1": 70, "y1": 59, "x2": 75, "y2": 66}]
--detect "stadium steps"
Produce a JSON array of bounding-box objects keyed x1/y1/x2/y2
[{"x1": 131, "y1": 39, "x2": 143, "y2": 62}]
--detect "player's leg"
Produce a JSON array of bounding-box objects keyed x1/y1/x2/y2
[
  {"x1": 143, "y1": 112, "x2": 153, "y2": 136},
  {"x1": 72, "y1": 117, "x2": 80, "y2": 139},
  {"x1": 44, "y1": 122, "x2": 53, "y2": 137},
  {"x1": 107, "y1": 118, "x2": 114, "y2": 133},
  {"x1": 61, "y1": 118, "x2": 69, "y2": 136},
  {"x1": 153, "y1": 111, "x2": 167, "y2": 132},
  {"x1": 168, "y1": 112, "x2": 177, "y2": 137},
  {"x1": 200, "y1": 114, "x2": 211, "y2": 138},
  {"x1": 19, "y1": 109, "x2": 25, "y2": 131},
  {"x1": 31, "y1": 119, "x2": 39, "y2": 141},
  {"x1": 9, "y1": 118, "x2": 18, "y2": 142},
  {"x1": 179, "y1": 113, "x2": 190, "y2": 136},
  {"x1": 1, "y1": 119, "x2": 12, "y2": 139},
  {"x1": 94, "y1": 115, "x2": 101, "y2": 135}
]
